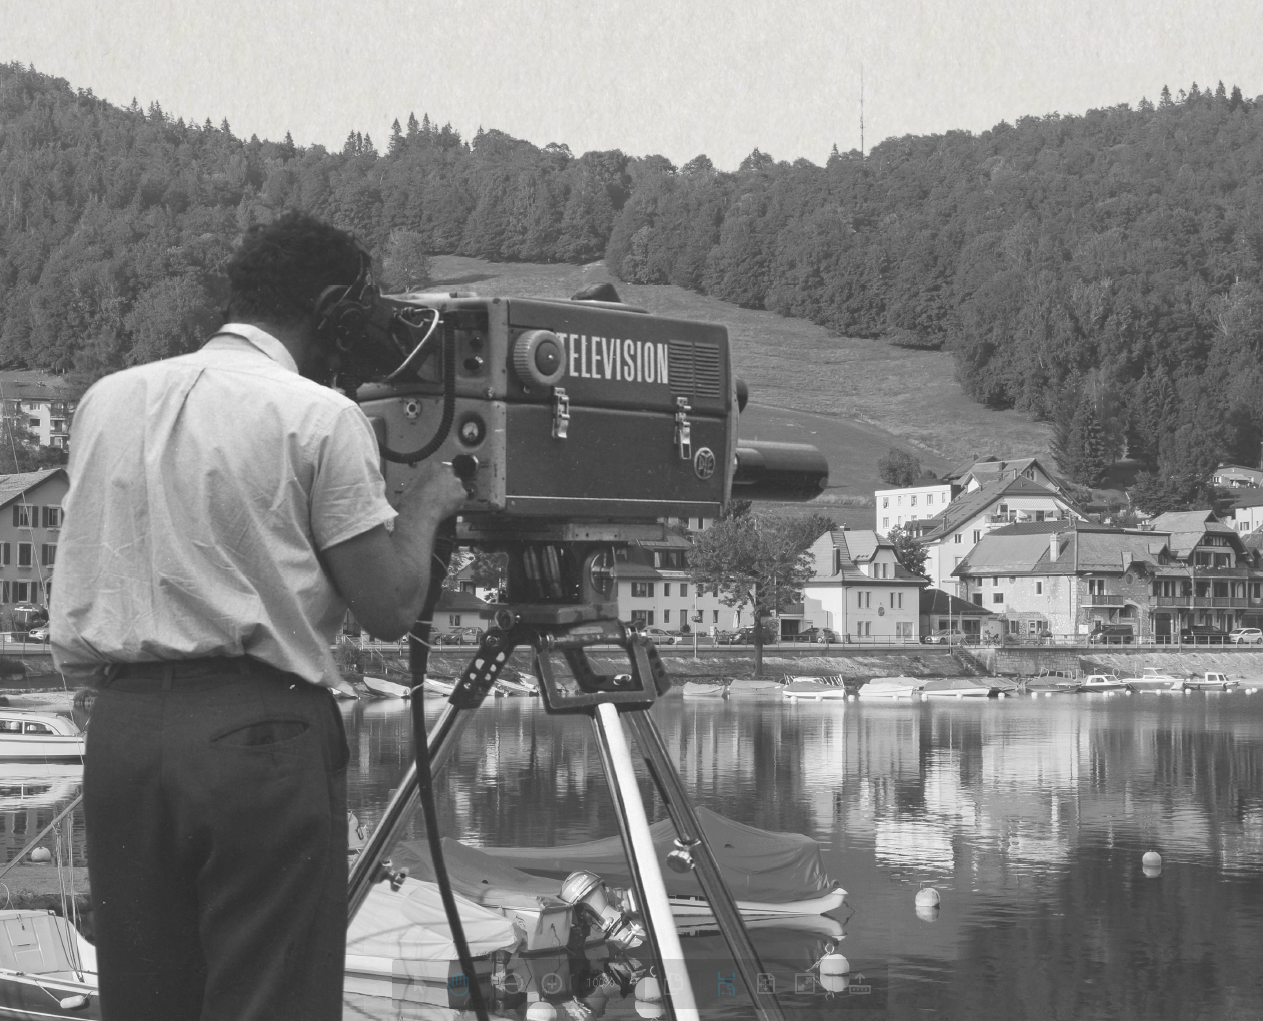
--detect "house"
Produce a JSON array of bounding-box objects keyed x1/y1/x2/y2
[
  {"x1": 874, "y1": 483, "x2": 956, "y2": 534},
  {"x1": 613, "y1": 533, "x2": 734, "y2": 633},
  {"x1": 434, "y1": 590, "x2": 493, "y2": 637},
  {"x1": 952, "y1": 514, "x2": 1263, "y2": 641},
  {"x1": 0, "y1": 372, "x2": 80, "y2": 451},
  {"x1": 1212, "y1": 463, "x2": 1263, "y2": 489},
  {"x1": 0, "y1": 469, "x2": 68, "y2": 616},
  {"x1": 910, "y1": 476, "x2": 1084, "y2": 597},
  {"x1": 1225, "y1": 490, "x2": 1263, "y2": 534},
  {"x1": 800, "y1": 529, "x2": 926, "y2": 641},
  {"x1": 919, "y1": 587, "x2": 994, "y2": 640},
  {"x1": 945, "y1": 456, "x2": 1064, "y2": 494}
]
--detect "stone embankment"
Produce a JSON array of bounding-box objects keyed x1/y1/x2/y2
[{"x1": 954, "y1": 645, "x2": 1263, "y2": 679}]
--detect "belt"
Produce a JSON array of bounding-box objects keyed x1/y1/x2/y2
[{"x1": 104, "y1": 656, "x2": 259, "y2": 689}]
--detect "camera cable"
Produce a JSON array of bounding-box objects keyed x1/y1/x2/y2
[
  {"x1": 380, "y1": 324, "x2": 457, "y2": 464},
  {"x1": 408, "y1": 522, "x2": 491, "y2": 1021}
]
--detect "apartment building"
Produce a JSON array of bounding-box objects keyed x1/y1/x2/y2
[
  {"x1": 874, "y1": 483, "x2": 956, "y2": 533},
  {"x1": 613, "y1": 533, "x2": 735, "y2": 632},
  {"x1": 0, "y1": 469, "x2": 68, "y2": 613},
  {"x1": 0, "y1": 373, "x2": 80, "y2": 450}
]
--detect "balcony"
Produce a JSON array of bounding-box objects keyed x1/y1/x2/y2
[
  {"x1": 1082, "y1": 594, "x2": 1125, "y2": 606},
  {"x1": 1153, "y1": 595, "x2": 1248, "y2": 608}
]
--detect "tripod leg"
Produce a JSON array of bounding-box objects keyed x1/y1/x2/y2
[
  {"x1": 624, "y1": 711, "x2": 788, "y2": 1021},
  {"x1": 591, "y1": 703, "x2": 700, "y2": 1021},
  {"x1": 347, "y1": 701, "x2": 477, "y2": 920}
]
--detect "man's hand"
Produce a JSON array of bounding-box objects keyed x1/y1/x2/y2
[{"x1": 323, "y1": 461, "x2": 469, "y2": 640}]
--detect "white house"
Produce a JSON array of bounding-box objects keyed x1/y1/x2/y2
[
  {"x1": 945, "y1": 456, "x2": 1063, "y2": 494},
  {"x1": 801, "y1": 529, "x2": 926, "y2": 642},
  {"x1": 1213, "y1": 463, "x2": 1263, "y2": 489},
  {"x1": 911, "y1": 476, "x2": 1083, "y2": 598},
  {"x1": 1226, "y1": 490, "x2": 1263, "y2": 533},
  {"x1": 874, "y1": 483, "x2": 956, "y2": 534}
]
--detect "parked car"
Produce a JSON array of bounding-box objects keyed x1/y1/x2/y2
[
  {"x1": 1229, "y1": 627, "x2": 1263, "y2": 645},
  {"x1": 1180, "y1": 626, "x2": 1229, "y2": 645},
  {"x1": 793, "y1": 627, "x2": 843, "y2": 644},
  {"x1": 25, "y1": 626, "x2": 50, "y2": 643},
  {"x1": 922, "y1": 629, "x2": 967, "y2": 645},
  {"x1": 639, "y1": 627, "x2": 680, "y2": 645},
  {"x1": 1088, "y1": 625, "x2": 1135, "y2": 645},
  {"x1": 437, "y1": 627, "x2": 485, "y2": 645},
  {"x1": 715, "y1": 625, "x2": 778, "y2": 645}
]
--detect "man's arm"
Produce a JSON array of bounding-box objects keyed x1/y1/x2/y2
[{"x1": 323, "y1": 462, "x2": 469, "y2": 640}]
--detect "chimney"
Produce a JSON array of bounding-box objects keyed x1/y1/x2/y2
[{"x1": 1049, "y1": 532, "x2": 1060, "y2": 562}]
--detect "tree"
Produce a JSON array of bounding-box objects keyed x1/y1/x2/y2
[
  {"x1": 380, "y1": 229, "x2": 432, "y2": 291},
  {"x1": 1159, "y1": 85, "x2": 1174, "y2": 109},
  {"x1": 877, "y1": 448, "x2": 922, "y2": 487},
  {"x1": 886, "y1": 524, "x2": 928, "y2": 577},
  {"x1": 688, "y1": 511, "x2": 834, "y2": 675}
]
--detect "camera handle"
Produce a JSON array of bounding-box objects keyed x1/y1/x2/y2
[{"x1": 347, "y1": 614, "x2": 786, "y2": 1021}]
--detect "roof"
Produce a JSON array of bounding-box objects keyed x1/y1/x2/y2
[
  {"x1": 1147, "y1": 510, "x2": 1241, "y2": 558},
  {"x1": 611, "y1": 562, "x2": 663, "y2": 580},
  {"x1": 1245, "y1": 525, "x2": 1263, "y2": 553},
  {"x1": 435, "y1": 590, "x2": 492, "y2": 613},
  {"x1": 0, "y1": 469, "x2": 66, "y2": 510},
  {"x1": 918, "y1": 475, "x2": 1080, "y2": 541},
  {"x1": 952, "y1": 524, "x2": 1173, "y2": 578},
  {"x1": 919, "y1": 587, "x2": 995, "y2": 617},
  {"x1": 1228, "y1": 490, "x2": 1263, "y2": 510},
  {"x1": 987, "y1": 520, "x2": 1066, "y2": 535},
  {"x1": 810, "y1": 529, "x2": 927, "y2": 585},
  {"x1": 0, "y1": 372, "x2": 84, "y2": 404}
]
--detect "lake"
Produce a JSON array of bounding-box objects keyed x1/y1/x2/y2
[{"x1": 345, "y1": 686, "x2": 1263, "y2": 1021}]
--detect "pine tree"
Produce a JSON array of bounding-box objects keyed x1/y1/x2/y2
[
  {"x1": 1159, "y1": 85, "x2": 1173, "y2": 109},
  {"x1": 421, "y1": 113, "x2": 431, "y2": 135},
  {"x1": 388, "y1": 119, "x2": 404, "y2": 156},
  {"x1": 361, "y1": 133, "x2": 376, "y2": 157},
  {"x1": 1138, "y1": 96, "x2": 1154, "y2": 112},
  {"x1": 1215, "y1": 80, "x2": 1227, "y2": 102},
  {"x1": 1230, "y1": 84, "x2": 1244, "y2": 110},
  {"x1": 1187, "y1": 82, "x2": 1201, "y2": 103},
  {"x1": 220, "y1": 118, "x2": 232, "y2": 137},
  {"x1": 406, "y1": 112, "x2": 419, "y2": 137}
]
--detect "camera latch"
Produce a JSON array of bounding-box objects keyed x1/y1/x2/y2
[
  {"x1": 675, "y1": 397, "x2": 692, "y2": 460},
  {"x1": 552, "y1": 387, "x2": 571, "y2": 439}
]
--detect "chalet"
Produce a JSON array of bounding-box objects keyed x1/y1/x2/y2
[
  {"x1": 801, "y1": 529, "x2": 926, "y2": 641},
  {"x1": 0, "y1": 469, "x2": 68, "y2": 616}
]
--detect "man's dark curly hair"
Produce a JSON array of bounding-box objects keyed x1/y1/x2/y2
[{"x1": 224, "y1": 211, "x2": 366, "y2": 325}]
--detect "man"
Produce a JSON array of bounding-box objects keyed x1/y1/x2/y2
[{"x1": 51, "y1": 211, "x2": 467, "y2": 1021}]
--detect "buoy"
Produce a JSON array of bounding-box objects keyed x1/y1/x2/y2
[
  {"x1": 916, "y1": 901, "x2": 940, "y2": 922},
  {"x1": 1030, "y1": 693, "x2": 1039, "y2": 699},
  {"x1": 1142, "y1": 850, "x2": 1162, "y2": 869},
  {"x1": 58, "y1": 996, "x2": 89, "y2": 1011},
  {"x1": 998, "y1": 691, "x2": 1006, "y2": 699},
  {"x1": 921, "y1": 693, "x2": 929, "y2": 701},
  {"x1": 29, "y1": 847, "x2": 50, "y2": 863},
  {"x1": 527, "y1": 1003, "x2": 557, "y2": 1021},
  {"x1": 819, "y1": 972, "x2": 850, "y2": 993},
  {"x1": 1044, "y1": 692, "x2": 1053, "y2": 698},
  {"x1": 635, "y1": 1002, "x2": 665, "y2": 1020},
  {"x1": 915, "y1": 885, "x2": 941, "y2": 908},
  {"x1": 635, "y1": 977, "x2": 661, "y2": 1004},
  {"x1": 819, "y1": 951, "x2": 850, "y2": 977}
]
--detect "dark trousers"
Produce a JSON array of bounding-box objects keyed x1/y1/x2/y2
[{"x1": 84, "y1": 660, "x2": 349, "y2": 1021}]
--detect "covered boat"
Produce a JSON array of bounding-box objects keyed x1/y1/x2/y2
[
  {"x1": 858, "y1": 676, "x2": 921, "y2": 700},
  {"x1": 781, "y1": 676, "x2": 848, "y2": 701},
  {"x1": 1184, "y1": 672, "x2": 1238, "y2": 690},
  {"x1": 1080, "y1": 673, "x2": 1129, "y2": 692},
  {"x1": 0, "y1": 711, "x2": 85, "y2": 762},
  {"x1": 681, "y1": 680, "x2": 731, "y2": 699},
  {"x1": 361, "y1": 675, "x2": 412, "y2": 699},
  {"x1": 481, "y1": 806, "x2": 845, "y2": 918},
  {"x1": 921, "y1": 678, "x2": 998, "y2": 698},
  {"x1": 0, "y1": 909, "x2": 97, "y2": 1019},
  {"x1": 1121, "y1": 667, "x2": 1181, "y2": 691}
]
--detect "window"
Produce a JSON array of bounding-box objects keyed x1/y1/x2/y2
[
  {"x1": 1253, "y1": 583, "x2": 1261, "y2": 599},
  {"x1": 927, "y1": 494, "x2": 934, "y2": 506},
  {"x1": 41, "y1": 544, "x2": 55, "y2": 567},
  {"x1": 631, "y1": 582, "x2": 654, "y2": 598},
  {"x1": 12, "y1": 506, "x2": 34, "y2": 528},
  {"x1": 998, "y1": 504, "x2": 1008, "y2": 515},
  {"x1": 1035, "y1": 582, "x2": 1043, "y2": 595},
  {"x1": 972, "y1": 593, "x2": 983, "y2": 605},
  {"x1": 679, "y1": 583, "x2": 688, "y2": 597},
  {"x1": 629, "y1": 610, "x2": 654, "y2": 626},
  {"x1": 663, "y1": 610, "x2": 670, "y2": 623},
  {"x1": 12, "y1": 582, "x2": 28, "y2": 602},
  {"x1": 24, "y1": 722, "x2": 53, "y2": 735},
  {"x1": 1213, "y1": 581, "x2": 1229, "y2": 597},
  {"x1": 973, "y1": 530, "x2": 981, "y2": 543},
  {"x1": 712, "y1": 610, "x2": 719, "y2": 623},
  {"x1": 41, "y1": 506, "x2": 63, "y2": 529},
  {"x1": 0, "y1": 543, "x2": 8, "y2": 566},
  {"x1": 448, "y1": 614, "x2": 462, "y2": 626},
  {"x1": 1008, "y1": 619, "x2": 1021, "y2": 634},
  {"x1": 910, "y1": 495, "x2": 917, "y2": 507},
  {"x1": 954, "y1": 533, "x2": 962, "y2": 544},
  {"x1": 882, "y1": 517, "x2": 889, "y2": 529},
  {"x1": 883, "y1": 497, "x2": 889, "y2": 509},
  {"x1": 857, "y1": 592, "x2": 863, "y2": 608},
  {"x1": 992, "y1": 576, "x2": 999, "y2": 586},
  {"x1": 992, "y1": 593, "x2": 1004, "y2": 604},
  {"x1": 662, "y1": 583, "x2": 671, "y2": 597},
  {"x1": 0, "y1": 581, "x2": 7, "y2": 602},
  {"x1": 27, "y1": 418, "x2": 39, "y2": 430},
  {"x1": 1009, "y1": 576, "x2": 1015, "y2": 584},
  {"x1": 0, "y1": 720, "x2": 19, "y2": 733},
  {"x1": 17, "y1": 543, "x2": 31, "y2": 568},
  {"x1": 1035, "y1": 510, "x2": 1045, "y2": 522}
]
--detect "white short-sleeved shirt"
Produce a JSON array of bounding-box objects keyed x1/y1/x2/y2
[{"x1": 50, "y1": 325, "x2": 397, "y2": 688}]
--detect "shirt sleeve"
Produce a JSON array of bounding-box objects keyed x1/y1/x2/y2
[{"x1": 309, "y1": 405, "x2": 398, "y2": 551}]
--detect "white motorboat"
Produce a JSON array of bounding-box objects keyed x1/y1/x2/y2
[
  {"x1": 781, "y1": 675, "x2": 848, "y2": 701},
  {"x1": 422, "y1": 676, "x2": 457, "y2": 697},
  {"x1": 921, "y1": 678, "x2": 998, "y2": 698},
  {"x1": 858, "y1": 676, "x2": 922, "y2": 700},
  {"x1": 1080, "y1": 673, "x2": 1130, "y2": 692},
  {"x1": 1183, "y1": 671, "x2": 1239, "y2": 690},
  {"x1": 493, "y1": 672, "x2": 539, "y2": 697},
  {"x1": 682, "y1": 680, "x2": 731, "y2": 699},
  {"x1": 0, "y1": 909, "x2": 98, "y2": 1018},
  {"x1": 0, "y1": 711, "x2": 85, "y2": 762},
  {"x1": 726, "y1": 678, "x2": 785, "y2": 695},
  {"x1": 1121, "y1": 667, "x2": 1182, "y2": 691},
  {"x1": 361, "y1": 675, "x2": 412, "y2": 699}
]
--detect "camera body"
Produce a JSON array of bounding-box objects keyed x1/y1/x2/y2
[{"x1": 355, "y1": 294, "x2": 739, "y2": 526}]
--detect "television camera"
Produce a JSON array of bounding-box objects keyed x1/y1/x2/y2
[{"x1": 331, "y1": 277, "x2": 825, "y2": 1021}]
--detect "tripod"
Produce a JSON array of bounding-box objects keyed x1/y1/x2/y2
[{"x1": 347, "y1": 604, "x2": 786, "y2": 1021}]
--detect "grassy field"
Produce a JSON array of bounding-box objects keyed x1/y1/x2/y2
[{"x1": 426, "y1": 255, "x2": 1052, "y2": 515}]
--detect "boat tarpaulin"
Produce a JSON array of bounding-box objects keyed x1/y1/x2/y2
[
  {"x1": 393, "y1": 837, "x2": 566, "y2": 908},
  {"x1": 480, "y1": 806, "x2": 833, "y2": 903}
]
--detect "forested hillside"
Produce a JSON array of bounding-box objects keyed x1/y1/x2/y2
[{"x1": 3, "y1": 61, "x2": 1263, "y2": 510}]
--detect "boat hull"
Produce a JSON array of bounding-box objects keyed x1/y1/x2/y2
[
  {"x1": 361, "y1": 675, "x2": 412, "y2": 699},
  {"x1": 682, "y1": 681, "x2": 730, "y2": 699},
  {"x1": 0, "y1": 737, "x2": 85, "y2": 762},
  {"x1": 667, "y1": 886, "x2": 847, "y2": 920}
]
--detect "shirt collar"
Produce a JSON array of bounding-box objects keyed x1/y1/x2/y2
[{"x1": 210, "y1": 323, "x2": 300, "y2": 375}]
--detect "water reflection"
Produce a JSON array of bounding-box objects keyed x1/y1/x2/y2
[{"x1": 345, "y1": 687, "x2": 1263, "y2": 1020}]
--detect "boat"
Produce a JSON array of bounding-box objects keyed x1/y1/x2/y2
[
  {"x1": 1120, "y1": 667, "x2": 1182, "y2": 691},
  {"x1": 1183, "y1": 671, "x2": 1239, "y2": 690},
  {"x1": 481, "y1": 805, "x2": 846, "y2": 919},
  {"x1": 493, "y1": 672, "x2": 539, "y2": 697},
  {"x1": 781, "y1": 675, "x2": 848, "y2": 701},
  {"x1": 0, "y1": 711, "x2": 85, "y2": 762},
  {"x1": 0, "y1": 909, "x2": 98, "y2": 1019},
  {"x1": 726, "y1": 678, "x2": 784, "y2": 695},
  {"x1": 422, "y1": 676, "x2": 457, "y2": 698},
  {"x1": 1025, "y1": 669, "x2": 1082, "y2": 694},
  {"x1": 858, "y1": 676, "x2": 922, "y2": 700},
  {"x1": 1079, "y1": 673, "x2": 1130, "y2": 692},
  {"x1": 921, "y1": 678, "x2": 998, "y2": 698},
  {"x1": 681, "y1": 680, "x2": 731, "y2": 698},
  {"x1": 361, "y1": 674, "x2": 412, "y2": 699}
]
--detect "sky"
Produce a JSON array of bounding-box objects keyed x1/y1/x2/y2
[{"x1": 6, "y1": 0, "x2": 1263, "y2": 170}]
